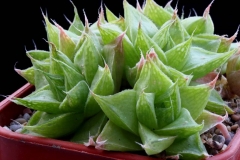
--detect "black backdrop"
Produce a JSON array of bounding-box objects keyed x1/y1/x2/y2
[{"x1": 0, "y1": 0, "x2": 239, "y2": 101}]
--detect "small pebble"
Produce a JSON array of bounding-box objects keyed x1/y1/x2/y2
[
  {"x1": 221, "y1": 144, "x2": 228, "y2": 151},
  {"x1": 231, "y1": 114, "x2": 240, "y2": 121},
  {"x1": 231, "y1": 124, "x2": 239, "y2": 131},
  {"x1": 23, "y1": 108, "x2": 32, "y2": 115},
  {"x1": 236, "y1": 120, "x2": 240, "y2": 126},
  {"x1": 10, "y1": 121, "x2": 18, "y2": 126},
  {"x1": 215, "y1": 129, "x2": 221, "y2": 135},
  {"x1": 23, "y1": 113, "x2": 31, "y2": 121},
  {"x1": 18, "y1": 114, "x2": 23, "y2": 118},
  {"x1": 227, "y1": 126, "x2": 231, "y2": 132},
  {"x1": 15, "y1": 118, "x2": 27, "y2": 124},
  {"x1": 3, "y1": 126, "x2": 11, "y2": 131},
  {"x1": 15, "y1": 128, "x2": 23, "y2": 133},
  {"x1": 213, "y1": 135, "x2": 225, "y2": 144},
  {"x1": 208, "y1": 148, "x2": 218, "y2": 155},
  {"x1": 213, "y1": 141, "x2": 224, "y2": 150},
  {"x1": 9, "y1": 124, "x2": 22, "y2": 132}
]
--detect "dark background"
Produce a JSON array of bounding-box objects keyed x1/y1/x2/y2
[{"x1": 0, "y1": 0, "x2": 239, "y2": 101}]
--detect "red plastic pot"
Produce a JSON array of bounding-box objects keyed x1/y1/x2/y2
[{"x1": 0, "y1": 83, "x2": 240, "y2": 160}]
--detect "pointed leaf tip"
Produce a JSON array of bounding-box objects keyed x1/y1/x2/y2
[
  {"x1": 203, "y1": 0, "x2": 214, "y2": 18},
  {"x1": 207, "y1": 73, "x2": 218, "y2": 89}
]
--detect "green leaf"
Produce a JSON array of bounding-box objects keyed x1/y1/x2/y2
[
  {"x1": 92, "y1": 90, "x2": 138, "y2": 135},
  {"x1": 44, "y1": 15, "x2": 59, "y2": 49},
  {"x1": 166, "y1": 133, "x2": 209, "y2": 160},
  {"x1": 181, "y1": 47, "x2": 237, "y2": 80},
  {"x1": 195, "y1": 110, "x2": 225, "y2": 134},
  {"x1": 15, "y1": 66, "x2": 35, "y2": 85},
  {"x1": 181, "y1": 4, "x2": 214, "y2": 35},
  {"x1": 105, "y1": 6, "x2": 118, "y2": 22},
  {"x1": 180, "y1": 84, "x2": 212, "y2": 119},
  {"x1": 135, "y1": 24, "x2": 167, "y2": 64},
  {"x1": 136, "y1": 92, "x2": 158, "y2": 129},
  {"x1": 71, "y1": 111, "x2": 108, "y2": 145},
  {"x1": 24, "y1": 112, "x2": 83, "y2": 138},
  {"x1": 98, "y1": 23, "x2": 140, "y2": 68},
  {"x1": 84, "y1": 65, "x2": 114, "y2": 118},
  {"x1": 167, "y1": 67, "x2": 193, "y2": 87},
  {"x1": 103, "y1": 33, "x2": 125, "y2": 93},
  {"x1": 57, "y1": 59, "x2": 84, "y2": 91},
  {"x1": 74, "y1": 36, "x2": 104, "y2": 85},
  {"x1": 13, "y1": 90, "x2": 62, "y2": 114},
  {"x1": 68, "y1": 1, "x2": 84, "y2": 35},
  {"x1": 60, "y1": 81, "x2": 89, "y2": 113},
  {"x1": 142, "y1": 0, "x2": 172, "y2": 27},
  {"x1": 134, "y1": 54, "x2": 173, "y2": 98},
  {"x1": 154, "y1": 108, "x2": 203, "y2": 138},
  {"x1": 192, "y1": 34, "x2": 221, "y2": 52},
  {"x1": 96, "y1": 121, "x2": 142, "y2": 151},
  {"x1": 26, "y1": 50, "x2": 50, "y2": 61},
  {"x1": 138, "y1": 123, "x2": 176, "y2": 155},
  {"x1": 165, "y1": 38, "x2": 192, "y2": 70},
  {"x1": 56, "y1": 24, "x2": 76, "y2": 61},
  {"x1": 206, "y1": 89, "x2": 234, "y2": 115},
  {"x1": 123, "y1": 0, "x2": 158, "y2": 42}
]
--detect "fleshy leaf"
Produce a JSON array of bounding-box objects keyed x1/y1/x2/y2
[
  {"x1": 181, "y1": 2, "x2": 214, "y2": 35},
  {"x1": 109, "y1": 16, "x2": 126, "y2": 31},
  {"x1": 154, "y1": 108, "x2": 204, "y2": 138},
  {"x1": 15, "y1": 66, "x2": 35, "y2": 85},
  {"x1": 195, "y1": 110, "x2": 225, "y2": 134},
  {"x1": 56, "y1": 23, "x2": 76, "y2": 61},
  {"x1": 84, "y1": 65, "x2": 114, "y2": 118},
  {"x1": 181, "y1": 47, "x2": 237, "y2": 80},
  {"x1": 167, "y1": 67, "x2": 193, "y2": 87},
  {"x1": 218, "y1": 29, "x2": 238, "y2": 53},
  {"x1": 142, "y1": 0, "x2": 172, "y2": 27},
  {"x1": 71, "y1": 111, "x2": 108, "y2": 144},
  {"x1": 37, "y1": 69, "x2": 65, "y2": 101},
  {"x1": 60, "y1": 81, "x2": 89, "y2": 113},
  {"x1": 180, "y1": 83, "x2": 212, "y2": 119},
  {"x1": 68, "y1": 1, "x2": 84, "y2": 35},
  {"x1": 98, "y1": 23, "x2": 139, "y2": 68},
  {"x1": 192, "y1": 34, "x2": 221, "y2": 52},
  {"x1": 74, "y1": 36, "x2": 104, "y2": 85},
  {"x1": 136, "y1": 92, "x2": 158, "y2": 129},
  {"x1": 96, "y1": 121, "x2": 142, "y2": 151},
  {"x1": 57, "y1": 59, "x2": 84, "y2": 91},
  {"x1": 138, "y1": 123, "x2": 176, "y2": 155},
  {"x1": 134, "y1": 54, "x2": 173, "y2": 98},
  {"x1": 135, "y1": 24, "x2": 167, "y2": 64},
  {"x1": 165, "y1": 38, "x2": 192, "y2": 70},
  {"x1": 26, "y1": 50, "x2": 50, "y2": 61},
  {"x1": 102, "y1": 33, "x2": 124, "y2": 93},
  {"x1": 123, "y1": 0, "x2": 158, "y2": 42},
  {"x1": 166, "y1": 133, "x2": 209, "y2": 160},
  {"x1": 206, "y1": 89, "x2": 234, "y2": 115},
  {"x1": 92, "y1": 90, "x2": 138, "y2": 135},
  {"x1": 12, "y1": 90, "x2": 62, "y2": 114},
  {"x1": 23, "y1": 112, "x2": 83, "y2": 138},
  {"x1": 105, "y1": 6, "x2": 118, "y2": 22}
]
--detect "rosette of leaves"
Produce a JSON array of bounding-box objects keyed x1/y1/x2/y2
[{"x1": 14, "y1": 0, "x2": 239, "y2": 159}]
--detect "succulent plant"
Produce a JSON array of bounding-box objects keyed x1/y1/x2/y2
[{"x1": 13, "y1": 0, "x2": 239, "y2": 159}]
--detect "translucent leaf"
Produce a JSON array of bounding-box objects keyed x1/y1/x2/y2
[
  {"x1": 181, "y1": 47, "x2": 237, "y2": 80},
  {"x1": 15, "y1": 66, "x2": 35, "y2": 85},
  {"x1": 12, "y1": 90, "x2": 62, "y2": 114},
  {"x1": 154, "y1": 108, "x2": 203, "y2": 138},
  {"x1": 166, "y1": 133, "x2": 209, "y2": 160},
  {"x1": 109, "y1": 16, "x2": 126, "y2": 31},
  {"x1": 206, "y1": 89, "x2": 234, "y2": 115},
  {"x1": 138, "y1": 123, "x2": 176, "y2": 155},
  {"x1": 23, "y1": 111, "x2": 83, "y2": 138},
  {"x1": 142, "y1": 0, "x2": 172, "y2": 27},
  {"x1": 180, "y1": 83, "x2": 212, "y2": 119},
  {"x1": 60, "y1": 81, "x2": 89, "y2": 113},
  {"x1": 165, "y1": 38, "x2": 192, "y2": 70},
  {"x1": 134, "y1": 54, "x2": 173, "y2": 98},
  {"x1": 92, "y1": 90, "x2": 138, "y2": 135},
  {"x1": 105, "y1": 6, "x2": 118, "y2": 22},
  {"x1": 96, "y1": 121, "x2": 142, "y2": 151},
  {"x1": 74, "y1": 36, "x2": 104, "y2": 85},
  {"x1": 135, "y1": 24, "x2": 167, "y2": 64},
  {"x1": 84, "y1": 65, "x2": 114, "y2": 118},
  {"x1": 98, "y1": 23, "x2": 140, "y2": 68},
  {"x1": 136, "y1": 92, "x2": 158, "y2": 129},
  {"x1": 71, "y1": 111, "x2": 108, "y2": 144},
  {"x1": 102, "y1": 33, "x2": 125, "y2": 93},
  {"x1": 68, "y1": 1, "x2": 84, "y2": 35},
  {"x1": 26, "y1": 50, "x2": 50, "y2": 61},
  {"x1": 195, "y1": 110, "x2": 225, "y2": 134},
  {"x1": 192, "y1": 34, "x2": 221, "y2": 52},
  {"x1": 123, "y1": 0, "x2": 158, "y2": 42}
]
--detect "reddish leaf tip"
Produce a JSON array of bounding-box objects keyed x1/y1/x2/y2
[{"x1": 203, "y1": 0, "x2": 214, "y2": 18}]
